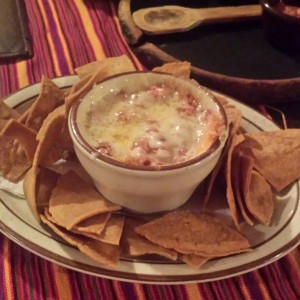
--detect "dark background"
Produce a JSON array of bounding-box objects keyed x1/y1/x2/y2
[{"x1": 131, "y1": 0, "x2": 300, "y2": 127}]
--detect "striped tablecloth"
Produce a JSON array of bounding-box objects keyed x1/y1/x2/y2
[{"x1": 0, "y1": 1, "x2": 300, "y2": 299}]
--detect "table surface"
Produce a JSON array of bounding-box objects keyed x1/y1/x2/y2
[{"x1": 0, "y1": 1, "x2": 300, "y2": 299}]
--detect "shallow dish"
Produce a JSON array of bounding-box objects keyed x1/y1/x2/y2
[
  {"x1": 68, "y1": 72, "x2": 228, "y2": 213},
  {"x1": 1, "y1": 75, "x2": 300, "y2": 284}
]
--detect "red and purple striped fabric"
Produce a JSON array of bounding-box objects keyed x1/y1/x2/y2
[
  {"x1": 1, "y1": 232, "x2": 300, "y2": 299},
  {"x1": 0, "y1": 0, "x2": 300, "y2": 299},
  {"x1": 0, "y1": 0, "x2": 141, "y2": 98}
]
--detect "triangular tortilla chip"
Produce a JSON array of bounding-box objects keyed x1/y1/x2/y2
[
  {"x1": 180, "y1": 254, "x2": 210, "y2": 269},
  {"x1": 77, "y1": 239, "x2": 120, "y2": 268},
  {"x1": 236, "y1": 129, "x2": 300, "y2": 192},
  {"x1": 232, "y1": 152, "x2": 254, "y2": 226},
  {"x1": 75, "y1": 55, "x2": 135, "y2": 78},
  {"x1": 203, "y1": 103, "x2": 242, "y2": 207},
  {"x1": 72, "y1": 215, "x2": 125, "y2": 245},
  {"x1": 25, "y1": 76, "x2": 65, "y2": 132},
  {"x1": 245, "y1": 170, "x2": 274, "y2": 226},
  {"x1": 0, "y1": 135, "x2": 31, "y2": 182},
  {"x1": 49, "y1": 171, "x2": 121, "y2": 230},
  {"x1": 41, "y1": 214, "x2": 85, "y2": 246},
  {"x1": 73, "y1": 213, "x2": 111, "y2": 235},
  {"x1": 0, "y1": 136, "x2": 14, "y2": 175},
  {"x1": 47, "y1": 159, "x2": 93, "y2": 184},
  {"x1": 215, "y1": 94, "x2": 228, "y2": 107},
  {"x1": 23, "y1": 167, "x2": 59, "y2": 221},
  {"x1": 35, "y1": 168, "x2": 59, "y2": 207},
  {"x1": 66, "y1": 55, "x2": 136, "y2": 115},
  {"x1": 1, "y1": 119, "x2": 37, "y2": 161},
  {"x1": 121, "y1": 217, "x2": 178, "y2": 261},
  {"x1": 0, "y1": 119, "x2": 38, "y2": 182},
  {"x1": 224, "y1": 104, "x2": 242, "y2": 137},
  {"x1": 0, "y1": 101, "x2": 21, "y2": 131},
  {"x1": 152, "y1": 61, "x2": 191, "y2": 79},
  {"x1": 135, "y1": 210, "x2": 250, "y2": 258},
  {"x1": 95, "y1": 215, "x2": 125, "y2": 245},
  {"x1": 202, "y1": 136, "x2": 229, "y2": 208},
  {"x1": 225, "y1": 134, "x2": 245, "y2": 230},
  {"x1": 33, "y1": 105, "x2": 67, "y2": 167},
  {"x1": 41, "y1": 214, "x2": 120, "y2": 267}
]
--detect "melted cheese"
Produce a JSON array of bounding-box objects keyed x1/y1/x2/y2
[{"x1": 78, "y1": 82, "x2": 224, "y2": 166}]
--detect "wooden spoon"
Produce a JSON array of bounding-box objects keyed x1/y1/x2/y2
[{"x1": 133, "y1": 5, "x2": 262, "y2": 35}]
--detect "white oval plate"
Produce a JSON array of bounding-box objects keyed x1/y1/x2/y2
[{"x1": 0, "y1": 76, "x2": 299, "y2": 284}]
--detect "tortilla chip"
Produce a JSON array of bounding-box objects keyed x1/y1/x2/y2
[
  {"x1": 203, "y1": 104, "x2": 242, "y2": 207},
  {"x1": 1, "y1": 119, "x2": 37, "y2": 162},
  {"x1": 135, "y1": 210, "x2": 250, "y2": 258},
  {"x1": 36, "y1": 168, "x2": 60, "y2": 207},
  {"x1": 72, "y1": 214, "x2": 125, "y2": 246},
  {"x1": 215, "y1": 94, "x2": 228, "y2": 107},
  {"x1": 5, "y1": 154, "x2": 29, "y2": 182},
  {"x1": 0, "y1": 101, "x2": 21, "y2": 131},
  {"x1": 41, "y1": 214, "x2": 85, "y2": 246},
  {"x1": 180, "y1": 254, "x2": 210, "y2": 269},
  {"x1": 49, "y1": 171, "x2": 121, "y2": 230},
  {"x1": 121, "y1": 217, "x2": 178, "y2": 261},
  {"x1": 245, "y1": 170, "x2": 274, "y2": 226},
  {"x1": 202, "y1": 136, "x2": 229, "y2": 207},
  {"x1": 0, "y1": 136, "x2": 14, "y2": 175},
  {"x1": 75, "y1": 55, "x2": 136, "y2": 78},
  {"x1": 77, "y1": 239, "x2": 120, "y2": 268},
  {"x1": 152, "y1": 61, "x2": 191, "y2": 79},
  {"x1": 60, "y1": 120, "x2": 75, "y2": 153},
  {"x1": 25, "y1": 76, "x2": 65, "y2": 132},
  {"x1": 23, "y1": 167, "x2": 59, "y2": 221},
  {"x1": 225, "y1": 134, "x2": 245, "y2": 230},
  {"x1": 41, "y1": 214, "x2": 120, "y2": 267},
  {"x1": 96, "y1": 215, "x2": 125, "y2": 245},
  {"x1": 236, "y1": 129, "x2": 300, "y2": 192},
  {"x1": 66, "y1": 55, "x2": 136, "y2": 115},
  {"x1": 232, "y1": 153, "x2": 254, "y2": 226},
  {"x1": 47, "y1": 158, "x2": 94, "y2": 184},
  {"x1": 0, "y1": 136, "x2": 31, "y2": 182},
  {"x1": 33, "y1": 105, "x2": 67, "y2": 167},
  {"x1": 223, "y1": 104, "x2": 242, "y2": 136},
  {"x1": 75, "y1": 61, "x2": 104, "y2": 78},
  {"x1": 73, "y1": 213, "x2": 111, "y2": 235}
]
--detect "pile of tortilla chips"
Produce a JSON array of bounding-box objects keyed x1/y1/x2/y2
[
  {"x1": 0, "y1": 56, "x2": 300, "y2": 269},
  {"x1": 204, "y1": 97, "x2": 300, "y2": 230}
]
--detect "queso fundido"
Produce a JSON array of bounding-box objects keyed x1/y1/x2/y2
[{"x1": 74, "y1": 72, "x2": 226, "y2": 167}]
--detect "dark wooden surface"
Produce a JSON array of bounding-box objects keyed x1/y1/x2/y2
[
  {"x1": 129, "y1": 0, "x2": 300, "y2": 128},
  {"x1": 131, "y1": 0, "x2": 300, "y2": 80}
]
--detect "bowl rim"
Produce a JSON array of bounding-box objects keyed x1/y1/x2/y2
[
  {"x1": 260, "y1": 0, "x2": 300, "y2": 24},
  {"x1": 68, "y1": 71, "x2": 228, "y2": 172}
]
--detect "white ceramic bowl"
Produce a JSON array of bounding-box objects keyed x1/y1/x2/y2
[{"x1": 68, "y1": 72, "x2": 228, "y2": 213}]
